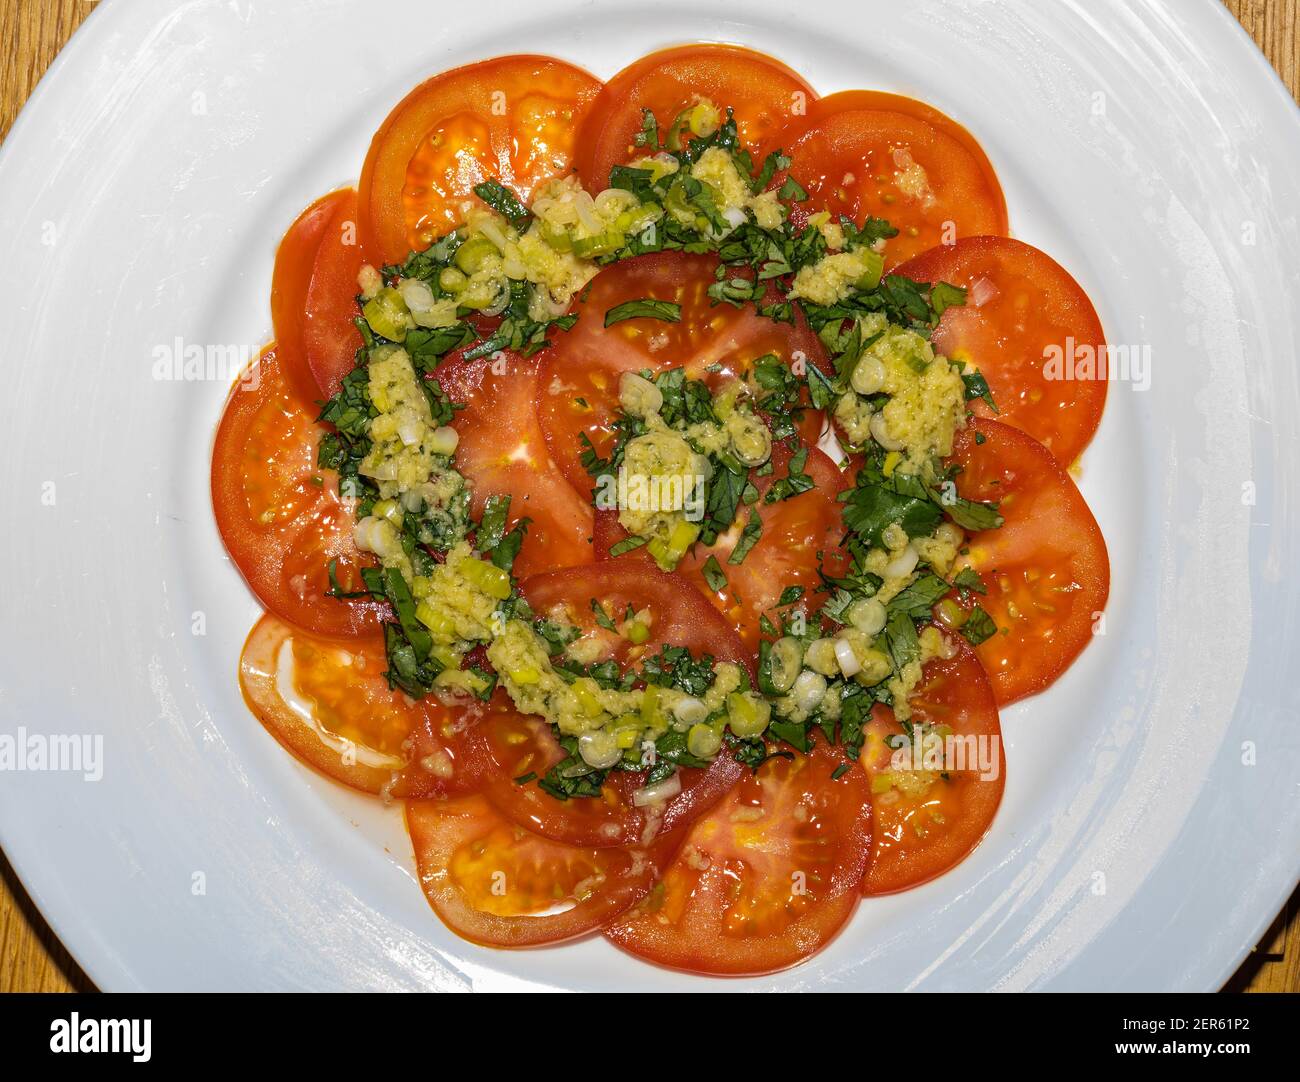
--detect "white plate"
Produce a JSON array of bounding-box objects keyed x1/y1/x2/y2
[{"x1": 1, "y1": 0, "x2": 1297, "y2": 992}]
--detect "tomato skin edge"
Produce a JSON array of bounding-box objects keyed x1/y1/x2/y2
[
  {"x1": 271, "y1": 189, "x2": 353, "y2": 406},
  {"x1": 239, "y1": 614, "x2": 401, "y2": 795},
  {"x1": 858, "y1": 640, "x2": 1006, "y2": 896},
  {"x1": 302, "y1": 190, "x2": 364, "y2": 401},
  {"x1": 210, "y1": 346, "x2": 389, "y2": 640},
  {"x1": 776, "y1": 89, "x2": 1008, "y2": 268},
  {"x1": 358, "y1": 55, "x2": 603, "y2": 267},
  {"x1": 574, "y1": 43, "x2": 818, "y2": 191},
  {"x1": 897, "y1": 236, "x2": 1107, "y2": 466},
  {"x1": 951, "y1": 418, "x2": 1111, "y2": 705},
  {"x1": 405, "y1": 794, "x2": 686, "y2": 948},
  {"x1": 792, "y1": 89, "x2": 1007, "y2": 235},
  {"x1": 603, "y1": 744, "x2": 873, "y2": 976}
]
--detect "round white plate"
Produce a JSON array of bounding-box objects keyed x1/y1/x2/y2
[{"x1": 1, "y1": 0, "x2": 1297, "y2": 992}]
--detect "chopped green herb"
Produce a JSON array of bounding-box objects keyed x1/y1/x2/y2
[
  {"x1": 590, "y1": 598, "x2": 618, "y2": 632},
  {"x1": 951, "y1": 567, "x2": 987, "y2": 597},
  {"x1": 887, "y1": 573, "x2": 951, "y2": 619},
  {"x1": 472, "y1": 179, "x2": 532, "y2": 229},
  {"x1": 961, "y1": 368, "x2": 999, "y2": 413},
  {"x1": 701, "y1": 555, "x2": 729, "y2": 592},
  {"x1": 609, "y1": 534, "x2": 648, "y2": 557},
  {"x1": 883, "y1": 610, "x2": 921, "y2": 672},
  {"x1": 961, "y1": 606, "x2": 998, "y2": 646},
  {"x1": 778, "y1": 175, "x2": 809, "y2": 202},
  {"x1": 489, "y1": 517, "x2": 530, "y2": 572},
  {"x1": 476, "y1": 493, "x2": 511, "y2": 552},
  {"x1": 728, "y1": 509, "x2": 763, "y2": 565},
  {"x1": 604, "y1": 298, "x2": 682, "y2": 326}
]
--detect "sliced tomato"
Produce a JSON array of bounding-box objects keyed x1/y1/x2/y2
[
  {"x1": 359, "y1": 55, "x2": 602, "y2": 266},
  {"x1": 605, "y1": 740, "x2": 872, "y2": 975},
  {"x1": 407, "y1": 794, "x2": 681, "y2": 947},
  {"x1": 537, "y1": 251, "x2": 826, "y2": 497},
  {"x1": 679, "y1": 444, "x2": 849, "y2": 651},
  {"x1": 472, "y1": 697, "x2": 744, "y2": 851},
  {"x1": 302, "y1": 189, "x2": 364, "y2": 400},
  {"x1": 271, "y1": 189, "x2": 351, "y2": 404},
  {"x1": 521, "y1": 559, "x2": 754, "y2": 676},
  {"x1": 779, "y1": 91, "x2": 1007, "y2": 267},
  {"x1": 575, "y1": 44, "x2": 816, "y2": 190},
  {"x1": 239, "y1": 613, "x2": 487, "y2": 797},
  {"x1": 860, "y1": 643, "x2": 1004, "y2": 894},
  {"x1": 212, "y1": 347, "x2": 386, "y2": 638},
  {"x1": 474, "y1": 561, "x2": 753, "y2": 848},
  {"x1": 435, "y1": 348, "x2": 593, "y2": 580},
  {"x1": 947, "y1": 418, "x2": 1109, "y2": 703},
  {"x1": 896, "y1": 236, "x2": 1107, "y2": 465},
  {"x1": 594, "y1": 444, "x2": 849, "y2": 653}
]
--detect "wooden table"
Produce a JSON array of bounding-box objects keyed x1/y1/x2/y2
[{"x1": 1, "y1": 0, "x2": 1297, "y2": 994}]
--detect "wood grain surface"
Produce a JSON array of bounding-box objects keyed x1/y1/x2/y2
[{"x1": 0, "y1": 0, "x2": 1297, "y2": 994}]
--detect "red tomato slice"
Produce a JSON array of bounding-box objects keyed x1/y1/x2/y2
[
  {"x1": 679, "y1": 444, "x2": 849, "y2": 651},
  {"x1": 302, "y1": 190, "x2": 364, "y2": 400},
  {"x1": 435, "y1": 349, "x2": 594, "y2": 580},
  {"x1": 271, "y1": 189, "x2": 351, "y2": 404},
  {"x1": 239, "y1": 613, "x2": 487, "y2": 798},
  {"x1": 359, "y1": 55, "x2": 602, "y2": 266},
  {"x1": 948, "y1": 418, "x2": 1110, "y2": 703},
  {"x1": 780, "y1": 91, "x2": 1007, "y2": 267},
  {"x1": 896, "y1": 236, "x2": 1108, "y2": 466},
  {"x1": 860, "y1": 643, "x2": 1005, "y2": 894},
  {"x1": 211, "y1": 347, "x2": 386, "y2": 638},
  {"x1": 605, "y1": 740, "x2": 872, "y2": 976},
  {"x1": 406, "y1": 794, "x2": 681, "y2": 947},
  {"x1": 473, "y1": 561, "x2": 753, "y2": 848},
  {"x1": 521, "y1": 559, "x2": 754, "y2": 676},
  {"x1": 537, "y1": 251, "x2": 827, "y2": 497},
  {"x1": 594, "y1": 444, "x2": 850, "y2": 653},
  {"x1": 575, "y1": 44, "x2": 817, "y2": 190}
]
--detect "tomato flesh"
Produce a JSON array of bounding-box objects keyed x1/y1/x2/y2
[
  {"x1": 211, "y1": 347, "x2": 386, "y2": 638},
  {"x1": 471, "y1": 699, "x2": 744, "y2": 851},
  {"x1": 897, "y1": 236, "x2": 1107, "y2": 466},
  {"x1": 779, "y1": 91, "x2": 1007, "y2": 267},
  {"x1": 537, "y1": 251, "x2": 826, "y2": 498},
  {"x1": 473, "y1": 561, "x2": 753, "y2": 848},
  {"x1": 302, "y1": 190, "x2": 364, "y2": 400},
  {"x1": 433, "y1": 348, "x2": 594, "y2": 580},
  {"x1": 521, "y1": 560, "x2": 755, "y2": 678},
  {"x1": 859, "y1": 643, "x2": 1004, "y2": 894},
  {"x1": 359, "y1": 55, "x2": 602, "y2": 266},
  {"x1": 948, "y1": 418, "x2": 1110, "y2": 703},
  {"x1": 407, "y1": 794, "x2": 681, "y2": 947},
  {"x1": 595, "y1": 444, "x2": 849, "y2": 654},
  {"x1": 678, "y1": 444, "x2": 848, "y2": 651},
  {"x1": 575, "y1": 44, "x2": 816, "y2": 190},
  {"x1": 605, "y1": 740, "x2": 872, "y2": 975},
  {"x1": 239, "y1": 613, "x2": 485, "y2": 797},
  {"x1": 271, "y1": 189, "x2": 352, "y2": 404}
]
